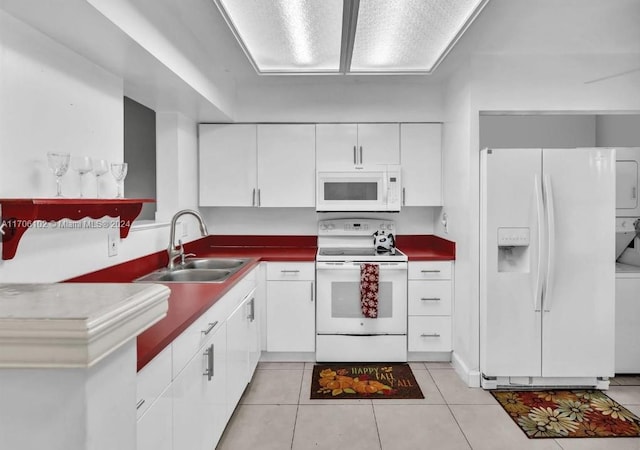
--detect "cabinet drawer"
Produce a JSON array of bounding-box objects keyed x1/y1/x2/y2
[
  {"x1": 408, "y1": 281, "x2": 452, "y2": 316},
  {"x1": 408, "y1": 261, "x2": 452, "y2": 280},
  {"x1": 136, "y1": 345, "x2": 172, "y2": 419},
  {"x1": 172, "y1": 307, "x2": 226, "y2": 378},
  {"x1": 408, "y1": 317, "x2": 452, "y2": 352},
  {"x1": 266, "y1": 262, "x2": 315, "y2": 281}
]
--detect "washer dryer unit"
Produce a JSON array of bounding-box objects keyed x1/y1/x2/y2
[
  {"x1": 614, "y1": 148, "x2": 640, "y2": 373},
  {"x1": 615, "y1": 218, "x2": 640, "y2": 374}
]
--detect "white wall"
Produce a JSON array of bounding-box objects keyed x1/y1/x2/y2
[
  {"x1": 233, "y1": 78, "x2": 443, "y2": 123},
  {"x1": 0, "y1": 11, "x2": 203, "y2": 282},
  {"x1": 438, "y1": 53, "x2": 640, "y2": 386},
  {"x1": 200, "y1": 207, "x2": 436, "y2": 236},
  {"x1": 0, "y1": 10, "x2": 122, "y2": 199},
  {"x1": 156, "y1": 112, "x2": 199, "y2": 222},
  {"x1": 438, "y1": 63, "x2": 478, "y2": 385}
]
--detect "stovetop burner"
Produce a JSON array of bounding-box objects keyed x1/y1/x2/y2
[
  {"x1": 316, "y1": 218, "x2": 407, "y2": 262},
  {"x1": 319, "y1": 247, "x2": 379, "y2": 256}
]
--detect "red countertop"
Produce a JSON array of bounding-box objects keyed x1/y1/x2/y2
[
  {"x1": 395, "y1": 235, "x2": 456, "y2": 261},
  {"x1": 67, "y1": 234, "x2": 453, "y2": 371},
  {"x1": 68, "y1": 235, "x2": 317, "y2": 370}
]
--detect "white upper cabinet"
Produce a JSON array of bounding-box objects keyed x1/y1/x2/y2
[
  {"x1": 199, "y1": 124, "x2": 257, "y2": 207},
  {"x1": 199, "y1": 124, "x2": 315, "y2": 207},
  {"x1": 316, "y1": 123, "x2": 399, "y2": 168},
  {"x1": 617, "y1": 160, "x2": 638, "y2": 210},
  {"x1": 615, "y1": 148, "x2": 640, "y2": 217},
  {"x1": 257, "y1": 124, "x2": 315, "y2": 207},
  {"x1": 356, "y1": 124, "x2": 400, "y2": 165},
  {"x1": 400, "y1": 123, "x2": 442, "y2": 206}
]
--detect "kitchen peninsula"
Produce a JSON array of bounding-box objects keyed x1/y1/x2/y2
[{"x1": 0, "y1": 282, "x2": 170, "y2": 450}]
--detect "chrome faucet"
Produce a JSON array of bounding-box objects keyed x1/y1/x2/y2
[{"x1": 167, "y1": 209, "x2": 209, "y2": 269}]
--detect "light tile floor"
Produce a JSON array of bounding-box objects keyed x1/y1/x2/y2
[{"x1": 217, "y1": 363, "x2": 640, "y2": 450}]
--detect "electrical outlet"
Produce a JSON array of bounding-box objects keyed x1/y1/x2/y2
[{"x1": 108, "y1": 229, "x2": 118, "y2": 257}]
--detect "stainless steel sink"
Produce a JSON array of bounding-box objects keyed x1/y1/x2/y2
[
  {"x1": 134, "y1": 258, "x2": 250, "y2": 283},
  {"x1": 179, "y1": 258, "x2": 249, "y2": 270}
]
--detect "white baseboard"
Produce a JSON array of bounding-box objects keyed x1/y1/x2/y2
[
  {"x1": 408, "y1": 352, "x2": 452, "y2": 362},
  {"x1": 259, "y1": 352, "x2": 316, "y2": 362},
  {"x1": 452, "y1": 352, "x2": 481, "y2": 387}
]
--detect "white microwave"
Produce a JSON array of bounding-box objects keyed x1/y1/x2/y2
[{"x1": 316, "y1": 165, "x2": 402, "y2": 212}]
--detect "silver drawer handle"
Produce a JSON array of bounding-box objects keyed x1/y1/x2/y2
[
  {"x1": 136, "y1": 399, "x2": 145, "y2": 410},
  {"x1": 421, "y1": 297, "x2": 441, "y2": 301},
  {"x1": 202, "y1": 321, "x2": 219, "y2": 335},
  {"x1": 421, "y1": 270, "x2": 441, "y2": 273},
  {"x1": 203, "y1": 344, "x2": 214, "y2": 381},
  {"x1": 420, "y1": 333, "x2": 441, "y2": 337},
  {"x1": 280, "y1": 270, "x2": 300, "y2": 273}
]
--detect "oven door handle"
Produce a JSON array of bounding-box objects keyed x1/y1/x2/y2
[{"x1": 316, "y1": 262, "x2": 407, "y2": 270}]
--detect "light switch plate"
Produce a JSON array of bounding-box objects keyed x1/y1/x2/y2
[{"x1": 107, "y1": 229, "x2": 118, "y2": 257}]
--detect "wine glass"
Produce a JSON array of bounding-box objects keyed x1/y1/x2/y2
[
  {"x1": 72, "y1": 156, "x2": 92, "y2": 197},
  {"x1": 110, "y1": 163, "x2": 128, "y2": 198},
  {"x1": 46, "y1": 152, "x2": 70, "y2": 197},
  {"x1": 92, "y1": 159, "x2": 109, "y2": 198}
]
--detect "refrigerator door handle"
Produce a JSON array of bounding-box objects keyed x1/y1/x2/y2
[
  {"x1": 534, "y1": 175, "x2": 544, "y2": 312},
  {"x1": 543, "y1": 175, "x2": 556, "y2": 312}
]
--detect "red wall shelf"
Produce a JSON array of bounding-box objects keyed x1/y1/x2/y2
[{"x1": 0, "y1": 198, "x2": 154, "y2": 260}]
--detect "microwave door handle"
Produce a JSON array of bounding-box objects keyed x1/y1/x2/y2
[{"x1": 383, "y1": 173, "x2": 389, "y2": 204}]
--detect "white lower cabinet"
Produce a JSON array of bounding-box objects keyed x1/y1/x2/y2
[
  {"x1": 266, "y1": 262, "x2": 315, "y2": 353},
  {"x1": 173, "y1": 322, "x2": 227, "y2": 450},
  {"x1": 137, "y1": 386, "x2": 172, "y2": 450},
  {"x1": 136, "y1": 267, "x2": 261, "y2": 450},
  {"x1": 407, "y1": 261, "x2": 454, "y2": 354},
  {"x1": 226, "y1": 289, "x2": 257, "y2": 417}
]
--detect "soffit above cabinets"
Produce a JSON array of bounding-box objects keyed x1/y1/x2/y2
[{"x1": 213, "y1": 0, "x2": 490, "y2": 75}]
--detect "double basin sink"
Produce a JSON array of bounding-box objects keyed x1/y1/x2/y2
[{"x1": 135, "y1": 258, "x2": 250, "y2": 283}]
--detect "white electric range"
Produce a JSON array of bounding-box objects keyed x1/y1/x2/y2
[{"x1": 315, "y1": 218, "x2": 408, "y2": 362}]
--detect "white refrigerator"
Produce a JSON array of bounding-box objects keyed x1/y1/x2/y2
[{"x1": 480, "y1": 148, "x2": 616, "y2": 389}]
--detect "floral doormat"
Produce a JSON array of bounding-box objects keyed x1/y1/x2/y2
[
  {"x1": 310, "y1": 363, "x2": 424, "y2": 399},
  {"x1": 492, "y1": 390, "x2": 640, "y2": 438}
]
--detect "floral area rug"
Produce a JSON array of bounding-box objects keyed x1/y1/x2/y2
[
  {"x1": 492, "y1": 390, "x2": 640, "y2": 438},
  {"x1": 310, "y1": 363, "x2": 424, "y2": 399}
]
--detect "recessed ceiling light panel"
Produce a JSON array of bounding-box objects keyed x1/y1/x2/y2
[
  {"x1": 217, "y1": 0, "x2": 343, "y2": 73},
  {"x1": 350, "y1": 0, "x2": 486, "y2": 73}
]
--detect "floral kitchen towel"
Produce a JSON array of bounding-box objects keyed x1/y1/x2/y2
[{"x1": 360, "y1": 263, "x2": 379, "y2": 318}]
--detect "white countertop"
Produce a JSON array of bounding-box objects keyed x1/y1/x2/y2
[{"x1": 0, "y1": 283, "x2": 170, "y2": 368}]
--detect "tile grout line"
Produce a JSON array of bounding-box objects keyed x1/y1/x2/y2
[
  {"x1": 290, "y1": 369, "x2": 305, "y2": 450},
  {"x1": 370, "y1": 402, "x2": 384, "y2": 450},
  {"x1": 426, "y1": 367, "x2": 475, "y2": 449}
]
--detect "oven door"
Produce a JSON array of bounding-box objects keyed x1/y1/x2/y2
[{"x1": 316, "y1": 261, "x2": 407, "y2": 334}]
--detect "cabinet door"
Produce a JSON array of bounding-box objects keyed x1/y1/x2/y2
[
  {"x1": 199, "y1": 124, "x2": 257, "y2": 206},
  {"x1": 137, "y1": 386, "x2": 172, "y2": 450},
  {"x1": 226, "y1": 294, "x2": 252, "y2": 416},
  {"x1": 257, "y1": 124, "x2": 316, "y2": 207},
  {"x1": 400, "y1": 123, "x2": 442, "y2": 206},
  {"x1": 266, "y1": 280, "x2": 315, "y2": 352},
  {"x1": 173, "y1": 322, "x2": 227, "y2": 450},
  {"x1": 247, "y1": 294, "x2": 260, "y2": 378},
  {"x1": 316, "y1": 123, "x2": 358, "y2": 168},
  {"x1": 357, "y1": 123, "x2": 400, "y2": 165},
  {"x1": 616, "y1": 160, "x2": 638, "y2": 211}
]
